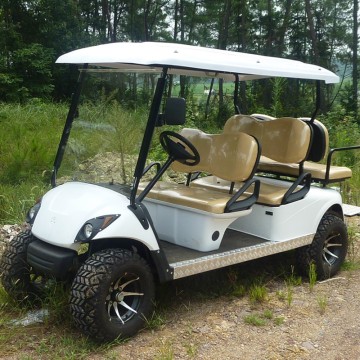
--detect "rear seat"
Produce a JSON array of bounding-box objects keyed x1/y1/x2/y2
[
  {"x1": 192, "y1": 115, "x2": 312, "y2": 206},
  {"x1": 139, "y1": 129, "x2": 260, "y2": 214},
  {"x1": 257, "y1": 117, "x2": 352, "y2": 184}
]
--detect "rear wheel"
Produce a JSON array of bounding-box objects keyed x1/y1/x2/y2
[
  {"x1": 296, "y1": 213, "x2": 348, "y2": 280},
  {"x1": 0, "y1": 229, "x2": 46, "y2": 303},
  {"x1": 70, "y1": 248, "x2": 155, "y2": 342}
]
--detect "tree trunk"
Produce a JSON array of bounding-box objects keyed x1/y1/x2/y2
[
  {"x1": 276, "y1": 0, "x2": 292, "y2": 56},
  {"x1": 353, "y1": 0, "x2": 358, "y2": 120},
  {"x1": 305, "y1": 0, "x2": 320, "y2": 64},
  {"x1": 305, "y1": 0, "x2": 325, "y2": 112},
  {"x1": 217, "y1": 0, "x2": 232, "y2": 122}
]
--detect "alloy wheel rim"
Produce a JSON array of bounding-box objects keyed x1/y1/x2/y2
[{"x1": 106, "y1": 272, "x2": 144, "y2": 324}]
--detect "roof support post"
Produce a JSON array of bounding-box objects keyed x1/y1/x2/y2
[
  {"x1": 131, "y1": 67, "x2": 168, "y2": 207},
  {"x1": 234, "y1": 74, "x2": 241, "y2": 114},
  {"x1": 310, "y1": 80, "x2": 321, "y2": 122},
  {"x1": 51, "y1": 64, "x2": 88, "y2": 187}
]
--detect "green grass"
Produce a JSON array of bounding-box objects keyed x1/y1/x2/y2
[
  {"x1": 144, "y1": 309, "x2": 167, "y2": 331},
  {"x1": 317, "y1": 295, "x2": 328, "y2": 315},
  {"x1": 0, "y1": 101, "x2": 148, "y2": 225},
  {"x1": 0, "y1": 102, "x2": 67, "y2": 184},
  {"x1": 244, "y1": 313, "x2": 267, "y2": 326},
  {"x1": 0, "y1": 182, "x2": 49, "y2": 224},
  {"x1": 244, "y1": 310, "x2": 285, "y2": 328},
  {"x1": 308, "y1": 263, "x2": 317, "y2": 292},
  {"x1": 2, "y1": 99, "x2": 360, "y2": 224},
  {"x1": 248, "y1": 282, "x2": 268, "y2": 304},
  {"x1": 0, "y1": 282, "x2": 126, "y2": 359},
  {"x1": 154, "y1": 340, "x2": 174, "y2": 360}
]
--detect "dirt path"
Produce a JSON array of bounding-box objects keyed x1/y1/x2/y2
[{"x1": 87, "y1": 270, "x2": 359, "y2": 360}]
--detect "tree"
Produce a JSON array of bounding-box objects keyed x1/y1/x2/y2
[{"x1": 352, "y1": 0, "x2": 359, "y2": 119}]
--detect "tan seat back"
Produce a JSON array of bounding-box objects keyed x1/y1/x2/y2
[
  {"x1": 263, "y1": 117, "x2": 312, "y2": 163},
  {"x1": 224, "y1": 115, "x2": 312, "y2": 164},
  {"x1": 171, "y1": 128, "x2": 259, "y2": 182},
  {"x1": 223, "y1": 115, "x2": 264, "y2": 141}
]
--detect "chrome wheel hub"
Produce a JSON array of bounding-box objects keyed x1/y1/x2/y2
[{"x1": 106, "y1": 273, "x2": 144, "y2": 324}]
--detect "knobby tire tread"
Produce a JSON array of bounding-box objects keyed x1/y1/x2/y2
[
  {"x1": 70, "y1": 248, "x2": 154, "y2": 342},
  {"x1": 296, "y1": 213, "x2": 347, "y2": 280},
  {"x1": 0, "y1": 229, "x2": 38, "y2": 301}
]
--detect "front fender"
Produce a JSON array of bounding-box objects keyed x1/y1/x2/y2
[
  {"x1": 92, "y1": 207, "x2": 160, "y2": 250},
  {"x1": 31, "y1": 182, "x2": 159, "y2": 251}
]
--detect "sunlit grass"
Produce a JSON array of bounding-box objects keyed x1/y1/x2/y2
[{"x1": 0, "y1": 102, "x2": 147, "y2": 225}]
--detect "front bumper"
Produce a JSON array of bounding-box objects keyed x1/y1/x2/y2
[{"x1": 27, "y1": 239, "x2": 79, "y2": 280}]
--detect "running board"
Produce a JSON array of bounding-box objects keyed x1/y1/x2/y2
[{"x1": 164, "y1": 232, "x2": 314, "y2": 279}]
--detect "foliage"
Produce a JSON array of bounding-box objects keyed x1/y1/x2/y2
[
  {"x1": 0, "y1": 101, "x2": 145, "y2": 224},
  {"x1": 0, "y1": 0, "x2": 358, "y2": 119},
  {"x1": 0, "y1": 102, "x2": 66, "y2": 184}
]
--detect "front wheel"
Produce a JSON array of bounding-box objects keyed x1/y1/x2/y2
[
  {"x1": 70, "y1": 248, "x2": 155, "y2": 342},
  {"x1": 0, "y1": 229, "x2": 45, "y2": 303},
  {"x1": 296, "y1": 213, "x2": 348, "y2": 280}
]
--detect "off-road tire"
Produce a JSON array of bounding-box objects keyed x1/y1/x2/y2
[
  {"x1": 70, "y1": 248, "x2": 155, "y2": 342},
  {"x1": 0, "y1": 229, "x2": 42, "y2": 303},
  {"x1": 296, "y1": 213, "x2": 348, "y2": 280}
]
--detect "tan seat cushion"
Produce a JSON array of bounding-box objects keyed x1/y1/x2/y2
[
  {"x1": 138, "y1": 182, "x2": 251, "y2": 213},
  {"x1": 192, "y1": 176, "x2": 299, "y2": 206},
  {"x1": 223, "y1": 115, "x2": 351, "y2": 183},
  {"x1": 259, "y1": 157, "x2": 352, "y2": 181}
]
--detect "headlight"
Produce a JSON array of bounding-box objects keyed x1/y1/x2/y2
[
  {"x1": 75, "y1": 214, "x2": 120, "y2": 242},
  {"x1": 26, "y1": 201, "x2": 41, "y2": 224},
  {"x1": 83, "y1": 223, "x2": 94, "y2": 239}
]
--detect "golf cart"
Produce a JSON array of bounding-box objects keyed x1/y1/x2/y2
[{"x1": 0, "y1": 42, "x2": 354, "y2": 342}]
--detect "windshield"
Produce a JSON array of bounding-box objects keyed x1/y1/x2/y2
[{"x1": 57, "y1": 70, "x2": 153, "y2": 185}]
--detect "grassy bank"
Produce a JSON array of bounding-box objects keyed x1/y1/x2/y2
[
  {"x1": 1, "y1": 102, "x2": 360, "y2": 224},
  {"x1": 0, "y1": 101, "x2": 147, "y2": 224},
  {"x1": 0, "y1": 102, "x2": 67, "y2": 224}
]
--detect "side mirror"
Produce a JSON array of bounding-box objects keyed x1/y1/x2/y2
[{"x1": 162, "y1": 97, "x2": 186, "y2": 125}]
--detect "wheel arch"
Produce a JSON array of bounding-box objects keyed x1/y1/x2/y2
[
  {"x1": 87, "y1": 237, "x2": 173, "y2": 283},
  {"x1": 325, "y1": 203, "x2": 344, "y2": 220}
]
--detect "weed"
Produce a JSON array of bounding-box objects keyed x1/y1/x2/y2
[
  {"x1": 317, "y1": 295, "x2": 328, "y2": 315},
  {"x1": 244, "y1": 310, "x2": 278, "y2": 327},
  {"x1": 276, "y1": 284, "x2": 294, "y2": 307},
  {"x1": 274, "y1": 316, "x2": 285, "y2": 326},
  {"x1": 244, "y1": 313, "x2": 266, "y2": 326},
  {"x1": 34, "y1": 332, "x2": 97, "y2": 360},
  {"x1": 263, "y1": 309, "x2": 273, "y2": 319},
  {"x1": 286, "y1": 285, "x2": 294, "y2": 307},
  {"x1": 144, "y1": 309, "x2": 167, "y2": 331},
  {"x1": 43, "y1": 282, "x2": 71, "y2": 325},
  {"x1": 276, "y1": 289, "x2": 286, "y2": 301},
  {"x1": 343, "y1": 224, "x2": 360, "y2": 270},
  {"x1": 285, "y1": 265, "x2": 302, "y2": 287},
  {"x1": 155, "y1": 340, "x2": 174, "y2": 360},
  {"x1": 227, "y1": 268, "x2": 248, "y2": 297},
  {"x1": 308, "y1": 263, "x2": 317, "y2": 292},
  {"x1": 232, "y1": 284, "x2": 247, "y2": 298},
  {"x1": 341, "y1": 260, "x2": 360, "y2": 271},
  {"x1": 184, "y1": 343, "x2": 198, "y2": 358},
  {"x1": 248, "y1": 283, "x2": 268, "y2": 304}
]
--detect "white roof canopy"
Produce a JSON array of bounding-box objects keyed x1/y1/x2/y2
[{"x1": 56, "y1": 42, "x2": 339, "y2": 84}]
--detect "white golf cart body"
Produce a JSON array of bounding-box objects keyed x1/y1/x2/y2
[{"x1": 28, "y1": 42, "x2": 344, "y2": 283}]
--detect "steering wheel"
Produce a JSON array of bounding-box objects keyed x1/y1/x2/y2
[{"x1": 159, "y1": 131, "x2": 200, "y2": 166}]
